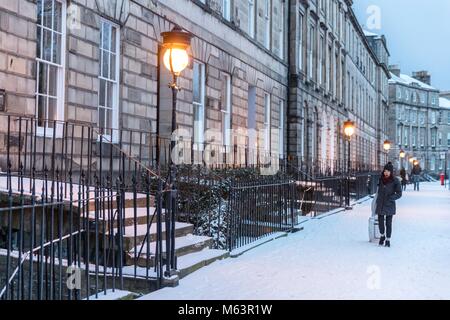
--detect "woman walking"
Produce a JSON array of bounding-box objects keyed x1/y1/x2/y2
[
  {"x1": 411, "y1": 163, "x2": 422, "y2": 191},
  {"x1": 375, "y1": 163, "x2": 403, "y2": 247},
  {"x1": 399, "y1": 167, "x2": 407, "y2": 191}
]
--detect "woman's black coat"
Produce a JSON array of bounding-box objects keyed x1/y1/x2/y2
[{"x1": 375, "y1": 176, "x2": 402, "y2": 216}]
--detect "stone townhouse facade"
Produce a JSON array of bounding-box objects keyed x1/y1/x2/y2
[
  {"x1": 287, "y1": 0, "x2": 390, "y2": 173},
  {"x1": 388, "y1": 67, "x2": 450, "y2": 175},
  {"x1": 0, "y1": 0, "x2": 390, "y2": 171},
  {"x1": 438, "y1": 96, "x2": 450, "y2": 174}
]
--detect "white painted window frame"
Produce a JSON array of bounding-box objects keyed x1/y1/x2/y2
[
  {"x1": 221, "y1": 73, "x2": 232, "y2": 147},
  {"x1": 264, "y1": 93, "x2": 271, "y2": 153},
  {"x1": 222, "y1": 0, "x2": 231, "y2": 21},
  {"x1": 278, "y1": 1, "x2": 284, "y2": 59},
  {"x1": 431, "y1": 129, "x2": 436, "y2": 147},
  {"x1": 264, "y1": 0, "x2": 271, "y2": 50},
  {"x1": 278, "y1": 100, "x2": 284, "y2": 158},
  {"x1": 298, "y1": 11, "x2": 304, "y2": 71},
  {"x1": 193, "y1": 61, "x2": 206, "y2": 150},
  {"x1": 98, "y1": 18, "x2": 120, "y2": 143},
  {"x1": 308, "y1": 23, "x2": 314, "y2": 80},
  {"x1": 248, "y1": 0, "x2": 255, "y2": 38},
  {"x1": 319, "y1": 33, "x2": 324, "y2": 85},
  {"x1": 35, "y1": 0, "x2": 66, "y2": 138}
]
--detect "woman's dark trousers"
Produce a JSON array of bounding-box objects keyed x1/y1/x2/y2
[{"x1": 378, "y1": 215, "x2": 393, "y2": 239}]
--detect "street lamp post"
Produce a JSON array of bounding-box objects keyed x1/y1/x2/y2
[
  {"x1": 161, "y1": 26, "x2": 192, "y2": 276},
  {"x1": 344, "y1": 120, "x2": 355, "y2": 210},
  {"x1": 383, "y1": 140, "x2": 391, "y2": 168},
  {"x1": 399, "y1": 149, "x2": 406, "y2": 169},
  {"x1": 409, "y1": 156, "x2": 415, "y2": 171}
]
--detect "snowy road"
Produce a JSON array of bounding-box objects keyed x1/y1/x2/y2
[{"x1": 141, "y1": 182, "x2": 450, "y2": 300}]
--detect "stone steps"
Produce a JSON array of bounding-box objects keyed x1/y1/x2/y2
[
  {"x1": 86, "y1": 207, "x2": 165, "y2": 228},
  {"x1": 125, "y1": 234, "x2": 213, "y2": 267},
  {"x1": 119, "y1": 222, "x2": 195, "y2": 252},
  {"x1": 74, "y1": 193, "x2": 154, "y2": 210},
  {"x1": 176, "y1": 249, "x2": 230, "y2": 279}
]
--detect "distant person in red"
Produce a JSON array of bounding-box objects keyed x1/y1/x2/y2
[{"x1": 375, "y1": 163, "x2": 402, "y2": 247}]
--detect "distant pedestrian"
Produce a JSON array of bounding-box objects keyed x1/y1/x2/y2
[
  {"x1": 375, "y1": 162, "x2": 402, "y2": 247},
  {"x1": 399, "y1": 167, "x2": 407, "y2": 191},
  {"x1": 411, "y1": 163, "x2": 422, "y2": 191}
]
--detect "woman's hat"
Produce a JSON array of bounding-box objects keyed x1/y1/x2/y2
[{"x1": 383, "y1": 162, "x2": 394, "y2": 173}]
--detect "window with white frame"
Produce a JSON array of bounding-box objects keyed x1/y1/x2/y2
[
  {"x1": 98, "y1": 20, "x2": 120, "y2": 139},
  {"x1": 193, "y1": 61, "x2": 205, "y2": 148},
  {"x1": 278, "y1": 100, "x2": 284, "y2": 158},
  {"x1": 403, "y1": 127, "x2": 409, "y2": 146},
  {"x1": 308, "y1": 23, "x2": 315, "y2": 80},
  {"x1": 412, "y1": 127, "x2": 417, "y2": 147},
  {"x1": 36, "y1": 0, "x2": 66, "y2": 133},
  {"x1": 222, "y1": 0, "x2": 231, "y2": 21},
  {"x1": 431, "y1": 129, "x2": 436, "y2": 147},
  {"x1": 420, "y1": 128, "x2": 425, "y2": 147},
  {"x1": 448, "y1": 111, "x2": 450, "y2": 124},
  {"x1": 248, "y1": 0, "x2": 255, "y2": 37},
  {"x1": 431, "y1": 111, "x2": 436, "y2": 124},
  {"x1": 264, "y1": 93, "x2": 271, "y2": 152},
  {"x1": 264, "y1": 0, "x2": 271, "y2": 49},
  {"x1": 221, "y1": 73, "x2": 232, "y2": 147},
  {"x1": 438, "y1": 132, "x2": 442, "y2": 146},
  {"x1": 397, "y1": 88, "x2": 402, "y2": 100},
  {"x1": 277, "y1": 1, "x2": 284, "y2": 59},
  {"x1": 298, "y1": 12, "x2": 303, "y2": 71},
  {"x1": 430, "y1": 156, "x2": 436, "y2": 171},
  {"x1": 447, "y1": 132, "x2": 450, "y2": 146},
  {"x1": 319, "y1": 34, "x2": 324, "y2": 85}
]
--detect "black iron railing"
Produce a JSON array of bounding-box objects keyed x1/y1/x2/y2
[{"x1": 0, "y1": 115, "x2": 172, "y2": 300}]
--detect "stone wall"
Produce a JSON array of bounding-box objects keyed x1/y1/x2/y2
[{"x1": 0, "y1": 0, "x2": 36, "y2": 117}]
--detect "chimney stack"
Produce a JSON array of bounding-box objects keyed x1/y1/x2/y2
[
  {"x1": 412, "y1": 71, "x2": 431, "y2": 85},
  {"x1": 389, "y1": 65, "x2": 401, "y2": 77}
]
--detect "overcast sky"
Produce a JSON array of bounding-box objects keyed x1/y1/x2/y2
[{"x1": 353, "y1": 0, "x2": 450, "y2": 91}]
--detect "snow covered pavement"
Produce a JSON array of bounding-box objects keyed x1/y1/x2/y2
[{"x1": 140, "y1": 182, "x2": 450, "y2": 300}]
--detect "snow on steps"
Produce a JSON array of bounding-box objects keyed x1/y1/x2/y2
[
  {"x1": 176, "y1": 249, "x2": 229, "y2": 279},
  {"x1": 118, "y1": 222, "x2": 194, "y2": 251},
  {"x1": 126, "y1": 234, "x2": 213, "y2": 267},
  {"x1": 86, "y1": 207, "x2": 165, "y2": 228}
]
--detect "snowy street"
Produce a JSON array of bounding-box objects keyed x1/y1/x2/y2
[{"x1": 141, "y1": 182, "x2": 450, "y2": 300}]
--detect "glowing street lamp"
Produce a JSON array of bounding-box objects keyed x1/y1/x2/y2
[
  {"x1": 399, "y1": 149, "x2": 406, "y2": 168},
  {"x1": 343, "y1": 119, "x2": 355, "y2": 210},
  {"x1": 383, "y1": 140, "x2": 391, "y2": 152},
  {"x1": 160, "y1": 25, "x2": 192, "y2": 276},
  {"x1": 162, "y1": 26, "x2": 192, "y2": 80},
  {"x1": 344, "y1": 120, "x2": 355, "y2": 138}
]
